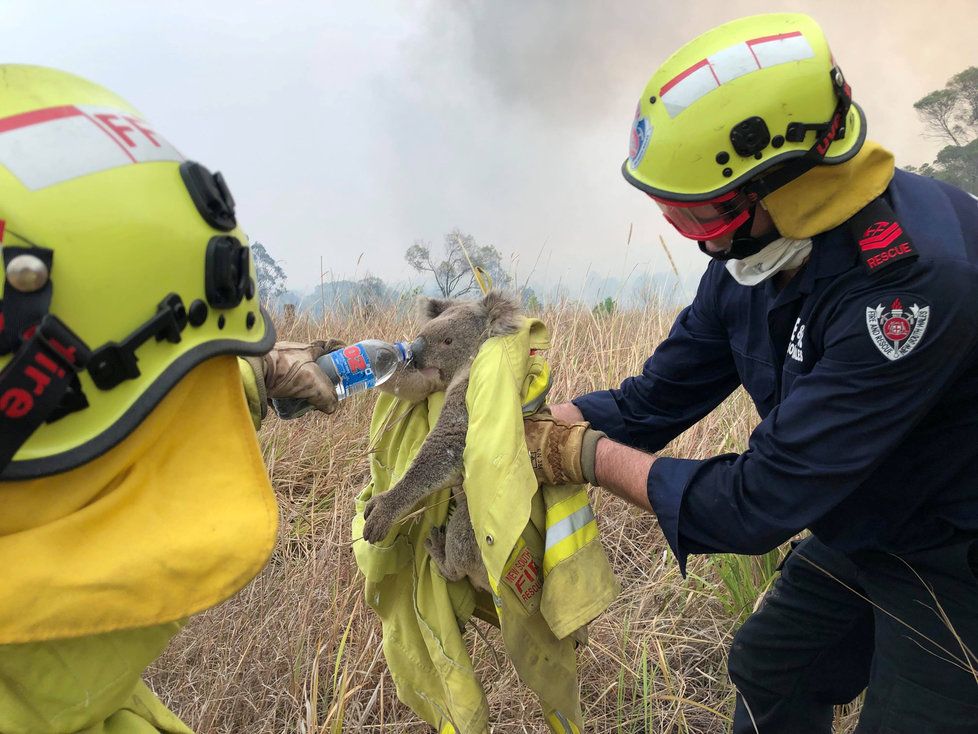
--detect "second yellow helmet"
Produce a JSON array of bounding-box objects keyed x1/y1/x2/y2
[{"x1": 624, "y1": 13, "x2": 865, "y2": 204}]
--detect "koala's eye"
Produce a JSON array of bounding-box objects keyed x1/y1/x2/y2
[{"x1": 443, "y1": 338, "x2": 453, "y2": 345}]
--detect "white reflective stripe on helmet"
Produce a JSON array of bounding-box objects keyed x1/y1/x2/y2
[{"x1": 660, "y1": 31, "x2": 815, "y2": 117}]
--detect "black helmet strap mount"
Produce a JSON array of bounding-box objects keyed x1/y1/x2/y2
[
  {"x1": 0, "y1": 242, "x2": 93, "y2": 472},
  {"x1": 745, "y1": 66, "x2": 853, "y2": 201}
]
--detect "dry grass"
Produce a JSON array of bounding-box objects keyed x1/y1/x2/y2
[{"x1": 148, "y1": 299, "x2": 862, "y2": 733}]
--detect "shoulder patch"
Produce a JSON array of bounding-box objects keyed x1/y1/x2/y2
[
  {"x1": 848, "y1": 198, "x2": 918, "y2": 276},
  {"x1": 865, "y1": 297, "x2": 930, "y2": 361}
]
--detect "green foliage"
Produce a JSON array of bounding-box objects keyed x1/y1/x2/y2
[
  {"x1": 931, "y1": 138, "x2": 978, "y2": 193},
  {"x1": 909, "y1": 66, "x2": 978, "y2": 194},
  {"x1": 710, "y1": 547, "x2": 787, "y2": 625},
  {"x1": 405, "y1": 228, "x2": 512, "y2": 297},
  {"x1": 592, "y1": 296, "x2": 617, "y2": 316},
  {"x1": 251, "y1": 242, "x2": 287, "y2": 300},
  {"x1": 949, "y1": 66, "x2": 978, "y2": 125}
]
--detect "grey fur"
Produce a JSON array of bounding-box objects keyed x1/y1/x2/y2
[{"x1": 364, "y1": 291, "x2": 522, "y2": 589}]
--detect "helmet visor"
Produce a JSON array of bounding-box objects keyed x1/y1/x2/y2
[{"x1": 651, "y1": 189, "x2": 753, "y2": 241}]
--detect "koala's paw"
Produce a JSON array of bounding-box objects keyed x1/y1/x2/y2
[
  {"x1": 425, "y1": 526, "x2": 448, "y2": 563},
  {"x1": 362, "y1": 495, "x2": 400, "y2": 544}
]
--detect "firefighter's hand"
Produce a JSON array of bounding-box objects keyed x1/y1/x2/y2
[
  {"x1": 523, "y1": 408, "x2": 606, "y2": 486},
  {"x1": 261, "y1": 340, "x2": 344, "y2": 414}
]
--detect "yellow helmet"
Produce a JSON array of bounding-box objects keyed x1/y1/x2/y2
[
  {"x1": 0, "y1": 65, "x2": 275, "y2": 478},
  {"x1": 624, "y1": 13, "x2": 865, "y2": 217}
]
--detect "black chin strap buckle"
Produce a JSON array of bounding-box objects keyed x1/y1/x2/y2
[
  {"x1": 785, "y1": 67, "x2": 852, "y2": 150},
  {"x1": 88, "y1": 294, "x2": 188, "y2": 391},
  {"x1": 785, "y1": 120, "x2": 830, "y2": 144}
]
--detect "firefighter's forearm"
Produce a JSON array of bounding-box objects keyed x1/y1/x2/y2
[
  {"x1": 550, "y1": 401, "x2": 585, "y2": 423},
  {"x1": 593, "y1": 437, "x2": 655, "y2": 512}
]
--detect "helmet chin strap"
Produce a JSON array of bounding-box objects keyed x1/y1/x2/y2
[{"x1": 698, "y1": 204, "x2": 781, "y2": 261}]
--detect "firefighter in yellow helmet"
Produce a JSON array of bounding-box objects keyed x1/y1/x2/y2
[
  {"x1": 0, "y1": 65, "x2": 340, "y2": 732},
  {"x1": 526, "y1": 12, "x2": 978, "y2": 733}
]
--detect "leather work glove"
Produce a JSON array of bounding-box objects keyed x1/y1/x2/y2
[
  {"x1": 246, "y1": 339, "x2": 344, "y2": 416},
  {"x1": 523, "y1": 408, "x2": 606, "y2": 486}
]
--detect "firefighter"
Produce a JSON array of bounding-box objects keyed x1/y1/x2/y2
[
  {"x1": 525, "y1": 13, "x2": 978, "y2": 733},
  {"x1": 0, "y1": 65, "x2": 338, "y2": 732}
]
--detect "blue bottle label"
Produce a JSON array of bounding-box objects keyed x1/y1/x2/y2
[{"x1": 330, "y1": 344, "x2": 376, "y2": 394}]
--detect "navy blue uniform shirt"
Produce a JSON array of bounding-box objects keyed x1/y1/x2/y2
[{"x1": 574, "y1": 171, "x2": 978, "y2": 573}]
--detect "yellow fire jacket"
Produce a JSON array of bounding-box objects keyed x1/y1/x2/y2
[{"x1": 352, "y1": 318, "x2": 619, "y2": 733}]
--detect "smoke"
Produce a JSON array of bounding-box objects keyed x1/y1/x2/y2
[{"x1": 410, "y1": 0, "x2": 975, "y2": 160}]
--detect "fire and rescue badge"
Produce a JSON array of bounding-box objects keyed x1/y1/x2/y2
[{"x1": 866, "y1": 297, "x2": 929, "y2": 361}]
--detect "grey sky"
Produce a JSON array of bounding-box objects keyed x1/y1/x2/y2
[{"x1": 6, "y1": 1, "x2": 974, "y2": 294}]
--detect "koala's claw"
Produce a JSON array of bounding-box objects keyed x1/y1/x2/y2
[
  {"x1": 425, "y1": 526, "x2": 448, "y2": 561},
  {"x1": 362, "y1": 496, "x2": 397, "y2": 544}
]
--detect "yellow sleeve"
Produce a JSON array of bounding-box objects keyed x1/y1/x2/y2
[{"x1": 238, "y1": 356, "x2": 267, "y2": 430}]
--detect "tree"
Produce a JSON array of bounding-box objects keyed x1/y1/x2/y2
[
  {"x1": 913, "y1": 88, "x2": 964, "y2": 145},
  {"x1": 518, "y1": 286, "x2": 541, "y2": 312},
  {"x1": 352, "y1": 274, "x2": 389, "y2": 314},
  {"x1": 592, "y1": 297, "x2": 616, "y2": 317},
  {"x1": 405, "y1": 228, "x2": 512, "y2": 297},
  {"x1": 908, "y1": 66, "x2": 978, "y2": 194},
  {"x1": 251, "y1": 242, "x2": 287, "y2": 301},
  {"x1": 949, "y1": 66, "x2": 978, "y2": 127}
]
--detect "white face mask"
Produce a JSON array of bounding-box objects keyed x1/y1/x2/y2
[{"x1": 725, "y1": 236, "x2": 813, "y2": 286}]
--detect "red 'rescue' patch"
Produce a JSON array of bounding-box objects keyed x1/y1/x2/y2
[
  {"x1": 849, "y1": 199, "x2": 919, "y2": 276},
  {"x1": 859, "y1": 221, "x2": 915, "y2": 272}
]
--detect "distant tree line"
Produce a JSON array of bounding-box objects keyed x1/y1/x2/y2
[{"x1": 907, "y1": 66, "x2": 978, "y2": 194}]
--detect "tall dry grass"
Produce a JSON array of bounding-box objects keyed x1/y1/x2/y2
[{"x1": 148, "y1": 298, "x2": 862, "y2": 733}]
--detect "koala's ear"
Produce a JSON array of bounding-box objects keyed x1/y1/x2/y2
[
  {"x1": 417, "y1": 296, "x2": 454, "y2": 321},
  {"x1": 483, "y1": 290, "x2": 522, "y2": 336}
]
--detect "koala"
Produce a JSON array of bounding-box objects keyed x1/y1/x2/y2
[{"x1": 363, "y1": 291, "x2": 523, "y2": 590}]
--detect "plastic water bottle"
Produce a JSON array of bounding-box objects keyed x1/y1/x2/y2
[{"x1": 271, "y1": 339, "x2": 417, "y2": 419}]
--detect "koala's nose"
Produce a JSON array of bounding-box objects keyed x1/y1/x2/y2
[{"x1": 408, "y1": 337, "x2": 426, "y2": 367}]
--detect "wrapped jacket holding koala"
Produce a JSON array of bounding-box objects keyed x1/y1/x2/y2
[{"x1": 354, "y1": 292, "x2": 619, "y2": 734}]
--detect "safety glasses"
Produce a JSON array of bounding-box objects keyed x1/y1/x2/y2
[{"x1": 650, "y1": 189, "x2": 754, "y2": 241}]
